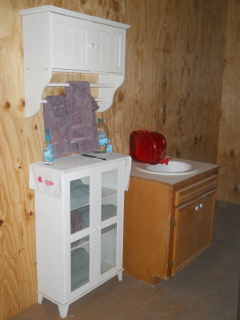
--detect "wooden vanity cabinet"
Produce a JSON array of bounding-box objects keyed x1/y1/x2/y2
[{"x1": 123, "y1": 169, "x2": 218, "y2": 285}]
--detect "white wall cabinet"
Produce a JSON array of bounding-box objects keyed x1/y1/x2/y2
[
  {"x1": 52, "y1": 14, "x2": 125, "y2": 74},
  {"x1": 29, "y1": 153, "x2": 131, "y2": 318},
  {"x1": 19, "y1": 6, "x2": 130, "y2": 116}
]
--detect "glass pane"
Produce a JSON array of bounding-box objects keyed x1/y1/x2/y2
[
  {"x1": 101, "y1": 223, "x2": 117, "y2": 274},
  {"x1": 71, "y1": 236, "x2": 90, "y2": 291},
  {"x1": 70, "y1": 177, "x2": 90, "y2": 210},
  {"x1": 71, "y1": 205, "x2": 89, "y2": 234},
  {"x1": 70, "y1": 177, "x2": 90, "y2": 234},
  {"x1": 101, "y1": 202, "x2": 118, "y2": 222},
  {"x1": 101, "y1": 170, "x2": 118, "y2": 221}
]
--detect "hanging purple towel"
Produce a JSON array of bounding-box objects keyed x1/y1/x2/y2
[
  {"x1": 43, "y1": 95, "x2": 77, "y2": 157},
  {"x1": 66, "y1": 81, "x2": 99, "y2": 153}
]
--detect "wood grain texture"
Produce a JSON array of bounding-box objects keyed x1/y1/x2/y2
[
  {"x1": 123, "y1": 177, "x2": 173, "y2": 284},
  {"x1": 123, "y1": 0, "x2": 227, "y2": 163},
  {"x1": 217, "y1": 0, "x2": 240, "y2": 204},
  {"x1": 0, "y1": 0, "x2": 238, "y2": 318},
  {"x1": 123, "y1": 171, "x2": 217, "y2": 284},
  {"x1": 0, "y1": 1, "x2": 126, "y2": 319}
]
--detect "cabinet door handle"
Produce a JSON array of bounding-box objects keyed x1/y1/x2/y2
[
  {"x1": 88, "y1": 43, "x2": 99, "y2": 50},
  {"x1": 195, "y1": 205, "x2": 199, "y2": 211},
  {"x1": 199, "y1": 203, "x2": 203, "y2": 208},
  {"x1": 93, "y1": 225, "x2": 103, "y2": 232},
  {"x1": 88, "y1": 43, "x2": 95, "y2": 49}
]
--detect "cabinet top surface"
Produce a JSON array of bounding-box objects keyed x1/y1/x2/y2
[
  {"x1": 29, "y1": 153, "x2": 131, "y2": 198},
  {"x1": 130, "y1": 158, "x2": 219, "y2": 186},
  {"x1": 19, "y1": 5, "x2": 131, "y2": 29},
  {"x1": 30, "y1": 153, "x2": 131, "y2": 173}
]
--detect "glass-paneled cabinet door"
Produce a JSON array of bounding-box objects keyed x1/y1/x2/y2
[
  {"x1": 71, "y1": 235, "x2": 90, "y2": 291},
  {"x1": 70, "y1": 177, "x2": 90, "y2": 235},
  {"x1": 100, "y1": 168, "x2": 119, "y2": 275},
  {"x1": 69, "y1": 175, "x2": 91, "y2": 292},
  {"x1": 101, "y1": 223, "x2": 117, "y2": 274},
  {"x1": 101, "y1": 169, "x2": 118, "y2": 222}
]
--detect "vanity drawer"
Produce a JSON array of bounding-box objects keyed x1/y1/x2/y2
[{"x1": 175, "y1": 175, "x2": 218, "y2": 207}]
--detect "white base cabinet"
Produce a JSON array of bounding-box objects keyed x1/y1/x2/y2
[{"x1": 30, "y1": 154, "x2": 131, "y2": 318}]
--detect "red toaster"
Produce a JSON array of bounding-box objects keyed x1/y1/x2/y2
[{"x1": 130, "y1": 130, "x2": 166, "y2": 164}]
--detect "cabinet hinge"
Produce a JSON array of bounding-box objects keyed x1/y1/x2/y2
[
  {"x1": 170, "y1": 260, "x2": 174, "y2": 268},
  {"x1": 173, "y1": 218, "x2": 177, "y2": 226}
]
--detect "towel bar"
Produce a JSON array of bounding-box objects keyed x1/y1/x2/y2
[
  {"x1": 41, "y1": 98, "x2": 106, "y2": 104},
  {"x1": 46, "y1": 83, "x2": 115, "y2": 88},
  {"x1": 42, "y1": 83, "x2": 111, "y2": 104}
]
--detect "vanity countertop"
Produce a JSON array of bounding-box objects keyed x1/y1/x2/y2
[{"x1": 130, "y1": 158, "x2": 220, "y2": 187}]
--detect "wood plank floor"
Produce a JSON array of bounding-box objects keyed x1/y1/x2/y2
[{"x1": 11, "y1": 201, "x2": 240, "y2": 320}]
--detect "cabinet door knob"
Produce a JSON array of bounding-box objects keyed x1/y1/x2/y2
[
  {"x1": 195, "y1": 205, "x2": 199, "y2": 211},
  {"x1": 88, "y1": 43, "x2": 99, "y2": 50},
  {"x1": 88, "y1": 43, "x2": 95, "y2": 49},
  {"x1": 199, "y1": 203, "x2": 203, "y2": 208}
]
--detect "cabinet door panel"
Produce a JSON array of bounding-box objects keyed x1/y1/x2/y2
[
  {"x1": 101, "y1": 169, "x2": 118, "y2": 221},
  {"x1": 89, "y1": 23, "x2": 124, "y2": 74},
  {"x1": 70, "y1": 176, "x2": 90, "y2": 234},
  {"x1": 66, "y1": 170, "x2": 93, "y2": 299},
  {"x1": 71, "y1": 235, "x2": 90, "y2": 291},
  {"x1": 172, "y1": 204, "x2": 195, "y2": 274},
  {"x1": 101, "y1": 223, "x2": 117, "y2": 274},
  {"x1": 172, "y1": 192, "x2": 216, "y2": 276},
  {"x1": 98, "y1": 163, "x2": 124, "y2": 282},
  {"x1": 52, "y1": 14, "x2": 90, "y2": 71},
  {"x1": 193, "y1": 194, "x2": 215, "y2": 254}
]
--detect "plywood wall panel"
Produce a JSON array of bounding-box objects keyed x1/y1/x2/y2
[
  {"x1": 123, "y1": 0, "x2": 227, "y2": 162},
  {"x1": 217, "y1": 0, "x2": 240, "y2": 204},
  {"x1": 0, "y1": 1, "x2": 126, "y2": 319},
  {"x1": 0, "y1": 0, "x2": 237, "y2": 318},
  {"x1": 0, "y1": 1, "x2": 39, "y2": 318}
]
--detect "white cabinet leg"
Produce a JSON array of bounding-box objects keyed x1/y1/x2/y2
[
  {"x1": 58, "y1": 304, "x2": 69, "y2": 318},
  {"x1": 37, "y1": 292, "x2": 44, "y2": 304},
  {"x1": 117, "y1": 271, "x2": 123, "y2": 281}
]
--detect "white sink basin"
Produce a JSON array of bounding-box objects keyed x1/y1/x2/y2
[{"x1": 135, "y1": 159, "x2": 198, "y2": 175}]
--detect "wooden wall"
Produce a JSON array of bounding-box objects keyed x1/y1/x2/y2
[
  {"x1": 120, "y1": 0, "x2": 227, "y2": 164},
  {"x1": 217, "y1": 0, "x2": 240, "y2": 203},
  {"x1": 0, "y1": 0, "x2": 238, "y2": 318}
]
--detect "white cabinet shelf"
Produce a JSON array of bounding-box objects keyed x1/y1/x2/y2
[
  {"x1": 19, "y1": 6, "x2": 130, "y2": 117},
  {"x1": 29, "y1": 153, "x2": 131, "y2": 318}
]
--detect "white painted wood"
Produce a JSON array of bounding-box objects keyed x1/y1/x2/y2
[
  {"x1": 19, "y1": 6, "x2": 130, "y2": 117},
  {"x1": 58, "y1": 304, "x2": 69, "y2": 318},
  {"x1": 20, "y1": 12, "x2": 52, "y2": 117},
  {"x1": 31, "y1": 154, "x2": 129, "y2": 318},
  {"x1": 37, "y1": 292, "x2": 43, "y2": 304},
  {"x1": 52, "y1": 14, "x2": 91, "y2": 72},
  {"x1": 117, "y1": 271, "x2": 123, "y2": 281}
]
